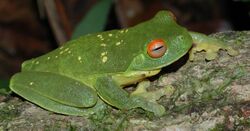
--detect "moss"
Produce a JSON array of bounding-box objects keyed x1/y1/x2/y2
[
  {"x1": 87, "y1": 109, "x2": 132, "y2": 130},
  {"x1": 237, "y1": 117, "x2": 250, "y2": 130},
  {"x1": 210, "y1": 123, "x2": 226, "y2": 131},
  {"x1": 166, "y1": 65, "x2": 244, "y2": 114},
  {"x1": 210, "y1": 119, "x2": 228, "y2": 131},
  {"x1": 0, "y1": 101, "x2": 20, "y2": 122}
]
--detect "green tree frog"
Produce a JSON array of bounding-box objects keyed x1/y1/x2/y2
[{"x1": 10, "y1": 11, "x2": 237, "y2": 117}]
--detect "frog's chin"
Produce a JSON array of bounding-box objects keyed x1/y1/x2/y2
[{"x1": 143, "y1": 69, "x2": 161, "y2": 77}]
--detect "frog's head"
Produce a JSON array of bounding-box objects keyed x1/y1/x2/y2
[{"x1": 128, "y1": 11, "x2": 193, "y2": 71}]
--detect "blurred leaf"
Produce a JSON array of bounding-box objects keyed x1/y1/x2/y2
[
  {"x1": 71, "y1": 0, "x2": 113, "y2": 39},
  {"x1": 0, "y1": 80, "x2": 11, "y2": 95}
]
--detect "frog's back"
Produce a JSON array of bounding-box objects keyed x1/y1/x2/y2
[{"x1": 22, "y1": 29, "x2": 143, "y2": 77}]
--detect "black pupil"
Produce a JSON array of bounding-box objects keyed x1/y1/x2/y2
[{"x1": 152, "y1": 45, "x2": 164, "y2": 51}]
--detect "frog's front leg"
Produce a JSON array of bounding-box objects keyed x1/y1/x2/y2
[
  {"x1": 189, "y1": 31, "x2": 238, "y2": 60},
  {"x1": 95, "y1": 76, "x2": 171, "y2": 116}
]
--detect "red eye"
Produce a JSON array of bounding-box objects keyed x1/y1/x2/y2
[{"x1": 147, "y1": 39, "x2": 167, "y2": 58}]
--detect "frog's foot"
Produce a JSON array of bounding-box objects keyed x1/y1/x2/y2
[
  {"x1": 131, "y1": 80, "x2": 174, "y2": 102},
  {"x1": 95, "y1": 77, "x2": 174, "y2": 116},
  {"x1": 189, "y1": 31, "x2": 238, "y2": 61},
  {"x1": 130, "y1": 80, "x2": 174, "y2": 116}
]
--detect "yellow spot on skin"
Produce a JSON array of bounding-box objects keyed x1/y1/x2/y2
[
  {"x1": 64, "y1": 48, "x2": 69, "y2": 52},
  {"x1": 101, "y1": 51, "x2": 107, "y2": 56},
  {"x1": 97, "y1": 34, "x2": 105, "y2": 41},
  {"x1": 29, "y1": 82, "x2": 34, "y2": 85},
  {"x1": 59, "y1": 51, "x2": 64, "y2": 54},
  {"x1": 108, "y1": 34, "x2": 113, "y2": 37},
  {"x1": 102, "y1": 56, "x2": 108, "y2": 63},
  {"x1": 47, "y1": 57, "x2": 50, "y2": 60},
  {"x1": 35, "y1": 61, "x2": 39, "y2": 64},
  {"x1": 100, "y1": 51, "x2": 108, "y2": 63},
  {"x1": 55, "y1": 56, "x2": 58, "y2": 58},
  {"x1": 120, "y1": 30, "x2": 124, "y2": 33},
  {"x1": 68, "y1": 51, "x2": 71, "y2": 54},
  {"x1": 116, "y1": 42, "x2": 121, "y2": 46},
  {"x1": 100, "y1": 43, "x2": 106, "y2": 47},
  {"x1": 125, "y1": 29, "x2": 128, "y2": 33},
  {"x1": 78, "y1": 56, "x2": 83, "y2": 63},
  {"x1": 78, "y1": 56, "x2": 82, "y2": 60},
  {"x1": 59, "y1": 46, "x2": 64, "y2": 50}
]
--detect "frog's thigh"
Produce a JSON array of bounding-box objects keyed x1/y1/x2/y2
[
  {"x1": 13, "y1": 83, "x2": 103, "y2": 116},
  {"x1": 10, "y1": 72, "x2": 98, "y2": 115},
  {"x1": 94, "y1": 76, "x2": 166, "y2": 116}
]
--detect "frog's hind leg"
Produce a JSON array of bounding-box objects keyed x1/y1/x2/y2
[
  {"x1": 95, "y1": 76, "x2": 171, "y2": 116},
  {"x1": 189, "y1": 31, "x2": 238, "y2": 60},
  {"x1": 10, "y1": 71, "x2": 104, "y2": 116}
]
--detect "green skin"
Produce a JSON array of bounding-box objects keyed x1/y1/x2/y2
[{"x1": 10, "y1": 11, "x2": 237, "y2": 117}]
